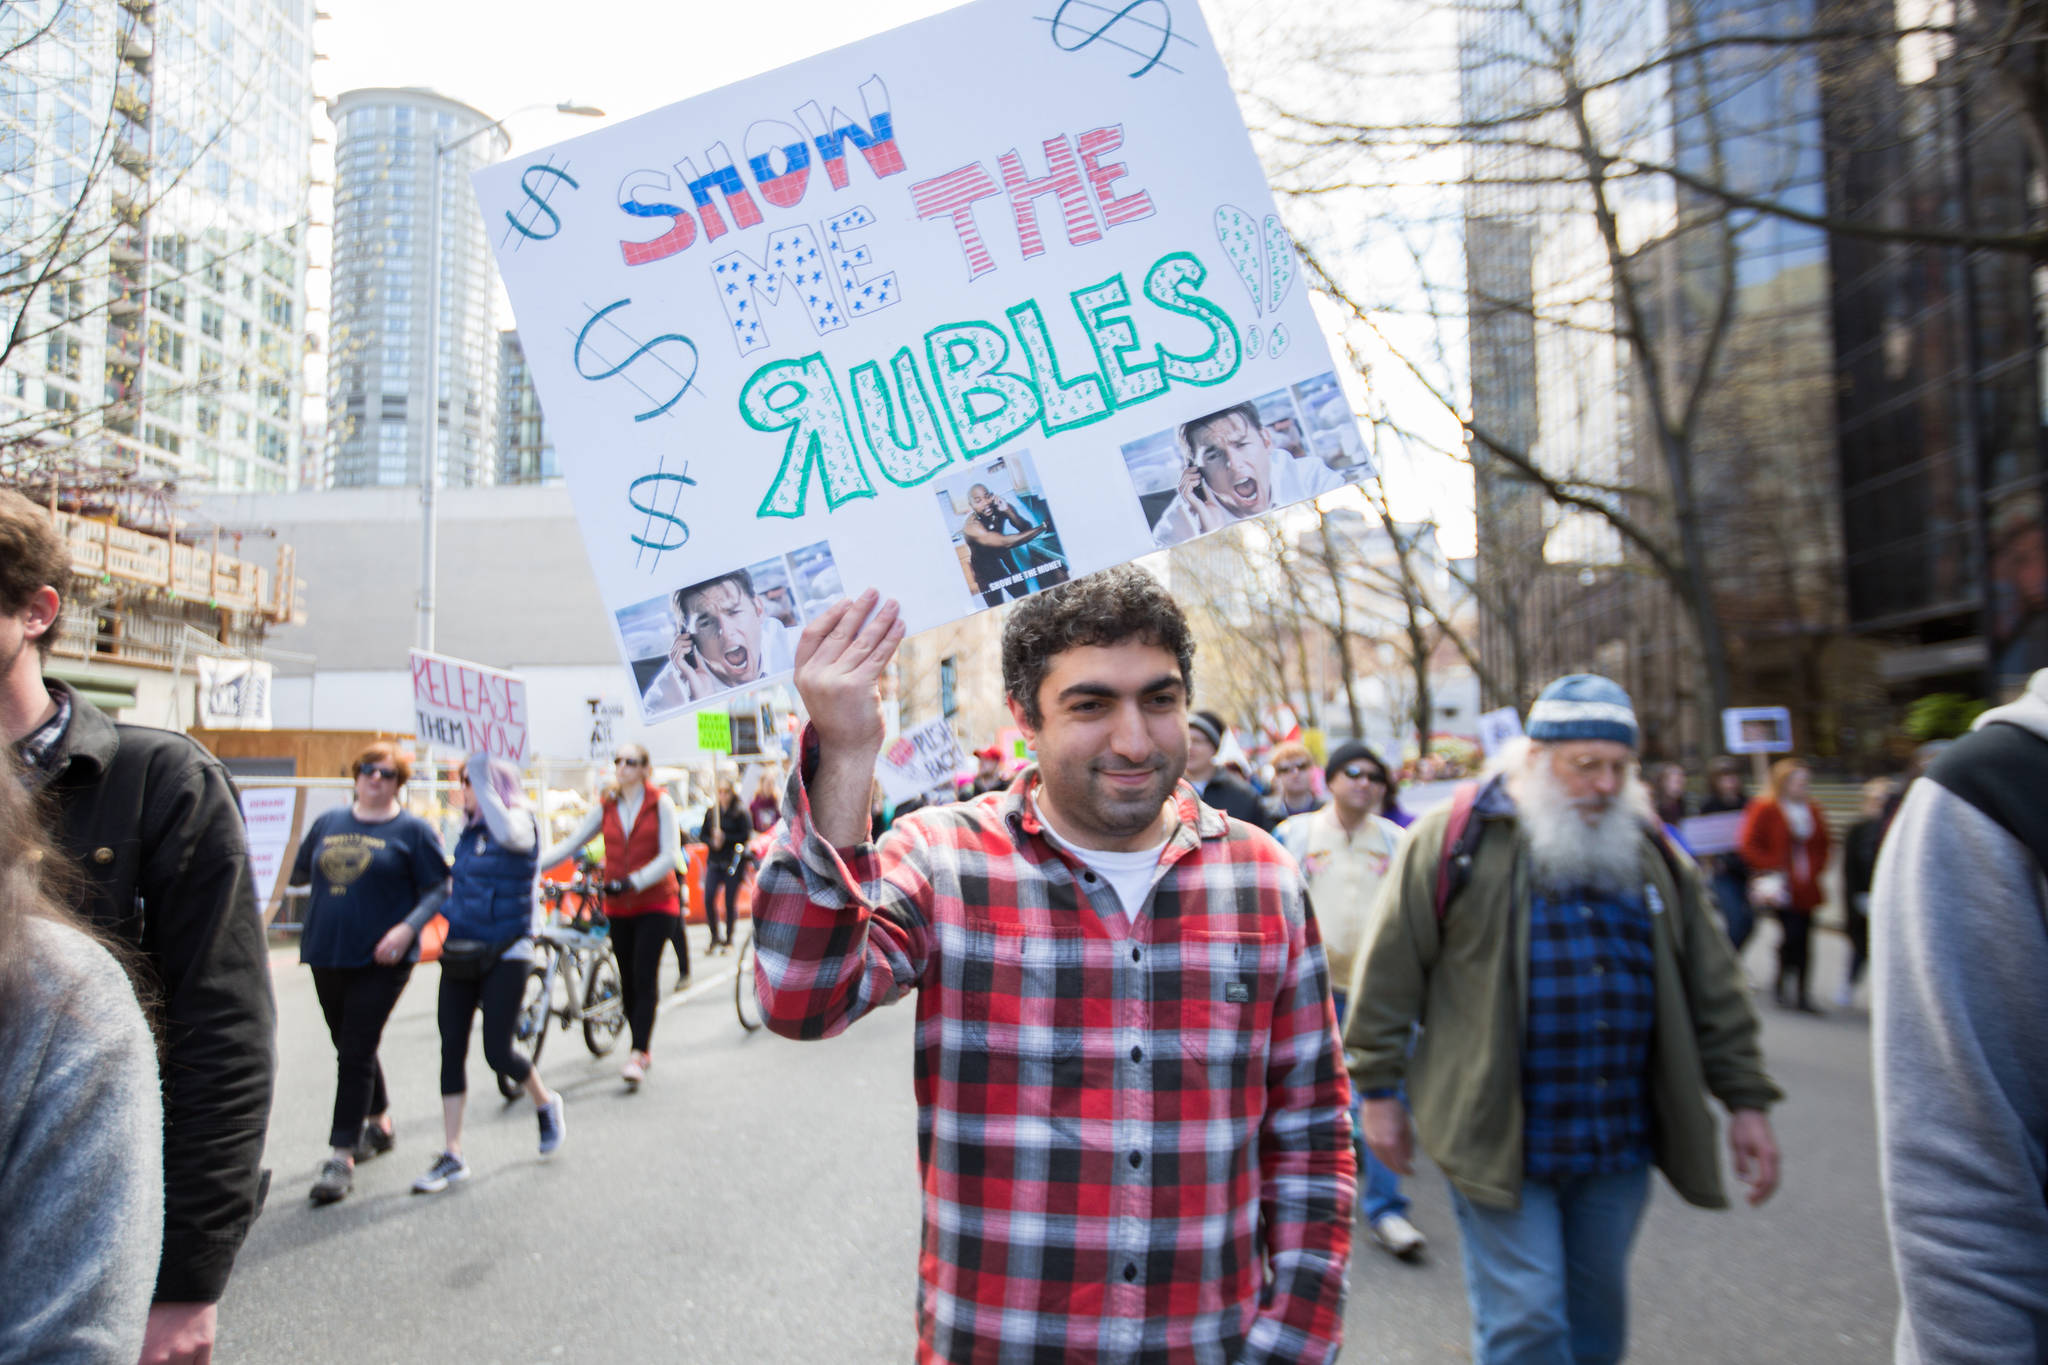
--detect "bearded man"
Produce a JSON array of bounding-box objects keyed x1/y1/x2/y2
[{"x1": 1345, "y1": 674, "x2": 1782, "y2": 1365}]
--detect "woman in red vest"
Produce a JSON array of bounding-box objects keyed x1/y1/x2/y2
[
  {"x1": 540, "y1": 744, "x2": 680, "y2": 1087},
  {"x1": 1737, "y1": 757, "x2": 1833, "y2": 1014}
]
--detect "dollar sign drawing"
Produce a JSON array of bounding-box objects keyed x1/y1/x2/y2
[
  {"x1": 503, "y1": 162, "x2": 579, "y2": 244},
  {"x1": 1047, "y1": 0, "x2": 1182, "y2": 78},
  {"x1": 573, "y1": 299, "x2": 698, "y2": 422},
  {"x1": 628, "y1": 457, "x2": 696, "y2": 572}
]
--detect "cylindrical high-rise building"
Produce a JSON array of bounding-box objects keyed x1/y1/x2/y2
[{"x1": 326, "y1": 88, "x2": 506, "y2": 489}]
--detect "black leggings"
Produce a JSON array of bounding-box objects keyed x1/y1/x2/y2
[
  {"x1": 437, "y1": 955, "x2": 532, "y2": 1096},
  {"x1": 704, "y1": 864, "x2": 744, "y2": 944},
  {"x1": 311, "y1": 963, "x2": 413, "y2": 1149},
  {"x1": 608, "y1": 913, "x2": 678, "y2": 1054},
  {"x1": 667, "y1": 911, "x2": 692, "y2": 980},
  {"x1": 1776, "y1": 910, "x2": 1815, "y2": 1001}
]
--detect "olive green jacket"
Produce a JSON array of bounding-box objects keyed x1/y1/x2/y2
[{"x1": 1343, "y1": 784, "x2": 1781, "y2": 1211}]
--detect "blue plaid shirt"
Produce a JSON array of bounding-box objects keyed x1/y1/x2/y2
[{"x1": 1522, "y1": 886, "x2": 1656, "y2": 1177}]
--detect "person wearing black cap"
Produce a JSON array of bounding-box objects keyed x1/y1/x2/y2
[
  {"x1": 1185, "y1": 710, "x2": 1271, "y2": 829},
  {"x1": 1275, "y1": 738, "x2": 1426, "y2": 1260}
]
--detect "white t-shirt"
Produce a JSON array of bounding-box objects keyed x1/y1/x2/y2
[{"x1": 1042, "y1": 822, "x2": 1168, "y2": 924}]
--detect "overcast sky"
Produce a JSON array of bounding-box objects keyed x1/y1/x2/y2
[{"x1": 311, "y1": 0, "x2": 1474, "y2": 554}]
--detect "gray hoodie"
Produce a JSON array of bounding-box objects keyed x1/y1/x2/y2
[
  {"x1": 1874, "y1": 669, "x2": 2048, "y2": 1364},
  {"x1": 0, "y1": 917, "x2": 163, "y2": 1365}
]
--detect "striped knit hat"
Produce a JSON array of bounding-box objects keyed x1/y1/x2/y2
[{"x1": 1525, "y1": 674, "x2": 1639, "y2": 749}]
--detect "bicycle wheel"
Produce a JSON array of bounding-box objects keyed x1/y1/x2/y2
[
  {"x1": 582, "y1": 943, "x2": 627, "y2": 1056},
  {"x1": 734, "y1": 929, "x2": 761, "y2": 1032},
  {"x1": 501, "y1": 960, "x2": 551, "y2": 1100}
]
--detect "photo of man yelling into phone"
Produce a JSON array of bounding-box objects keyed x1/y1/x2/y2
[{"x1": 1133, "y1": 390, "x2": 1359, "y2": 548}]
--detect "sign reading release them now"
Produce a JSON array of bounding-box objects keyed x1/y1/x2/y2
[{"x1": 475, "y1": 0, "x2": 1372, "y2": 725}]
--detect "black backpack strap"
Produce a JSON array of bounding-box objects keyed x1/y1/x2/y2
[{"x1": 1925, "y1": 721, "x2": 2048, "y2": 872}]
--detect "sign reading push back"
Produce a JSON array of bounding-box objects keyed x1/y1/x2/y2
[{"x1": 476, "y1": 0, "x2": 1371, "y2": 724}]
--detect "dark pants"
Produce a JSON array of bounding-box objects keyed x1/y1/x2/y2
[
  {"x1": 437, "y1": 955, "x2": 532, "y2": 1096},
  {"x1": 311, "y1": 963, "x2": 413, "y2": 1150},
  {"x1": 1710, "y1": 869, "x2": 1755, "y2": 952},
  {"x1": 608, "y1": 913, "x2": 677, "y2": 1054},
  {"x1": 667, "y1": 910, "x2": 691, "y2": 981},
  {"x1": 1844, "y1": 901, "x2": 1870, "y2": 987},
  {"x1": 704, "y1": 862, "x2": 744, "y2": 944},
  {"x1": 1775, "y1": 910, "x2": 1815, "y2": 1003}
]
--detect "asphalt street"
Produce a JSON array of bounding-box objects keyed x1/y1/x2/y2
[{"x1": 219, "y1": 923, "x2": 1896, "y2": 1363}]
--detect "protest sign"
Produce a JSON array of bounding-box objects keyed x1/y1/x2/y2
[
  {"x1": 877, "y1": 717, "x2": 968, "y2": 803},
  {"x1": 1476, "y1": 705, "x2": 1522, "y2": 757},
  {"x1": 1721, "y1": 706, "x2": 1792, "y2": 755},
  {"x1": 696, "y1": 709, "x2": 733, "y2": 752},
  {"x1": 197, "y1": 657, "x2": 273, "y2": 729},
  {"x1": 475, "y1": 0, "x2": 1372, "y2": 726},
  {"x1": 584, "y1": 696, "x2": 627, "y2": 761},
  {"x1": 1678, "y1": 810, "x2": 1744, "y2": 857},
  {"x1": 238, "y1": 786, "x2": 296, "y2": 914},
  {"x1": 409, "y1": 650, "x2": 530, "y2": 764}
]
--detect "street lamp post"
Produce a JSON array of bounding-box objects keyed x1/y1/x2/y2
[{"x1": 418, "y1": 99, "x2": 603, "y2": 654}]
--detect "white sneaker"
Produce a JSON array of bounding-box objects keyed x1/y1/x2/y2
[
  {"x1": 621, "y1": 1054, "x2": 647, "y2": 1087},
  {"x1": 411, "y1": 1151, "x2": 470, "y2": 1194},
  {"x1": 1371, "y1": 1213, "x2": 1427, "y2": 1260}
]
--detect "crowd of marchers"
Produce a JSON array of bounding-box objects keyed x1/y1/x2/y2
[{"x1": 4, "y1": 481, "x2": 2045, "y2": 1364}]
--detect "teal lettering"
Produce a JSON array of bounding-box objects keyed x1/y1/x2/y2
[
  {"x1": 1071, "y1": 274, "x2": 1166, "y2": 409},
  {"x1": 850, "y1": 348, "x2": 954, "y2": 487},
  {"x1": 740, "y1": 353, "x2": 873, "y2": 519},
  {"x1": 1004, "y1": 300, "x2": 1112, "y2": 436},
  {"x1": 1143, "y1": 251, "x2": 1241, "y2": 386},
  {"x1": 924, "y1": 322, "x2": 1044, "y2": 457}
]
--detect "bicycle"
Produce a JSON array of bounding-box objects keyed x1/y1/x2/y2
[{"x1": 501, "y1": 857, "x2": 627, "y2": 1097}]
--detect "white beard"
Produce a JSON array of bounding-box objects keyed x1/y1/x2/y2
[{"x1": 1508, "y1": 757, "x2": 1653, "y2": 897}]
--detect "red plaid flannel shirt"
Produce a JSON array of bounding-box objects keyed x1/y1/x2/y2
[{"x1": 754, "y1": 744, "x2": 1355, "y2": 1364}]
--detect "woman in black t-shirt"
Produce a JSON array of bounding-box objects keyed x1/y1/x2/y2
[{"x1": 288, "y1": 742, "x2": 450, "y2": 1206}]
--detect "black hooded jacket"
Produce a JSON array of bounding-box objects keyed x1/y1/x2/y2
[{"x1": 37, "y1": 679, "x2": 276, "y2": 1304}]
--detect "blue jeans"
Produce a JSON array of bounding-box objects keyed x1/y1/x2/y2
[
  {"x1": 1710, "y1": 869, "x2": 1754, "y2": 952},
  {"x1": 1448, "y1": 1164, "x2": 1651, "y2": 1365},
  {"x1": 1330, "y1": 989, "x2": 1411, "y2": 1225}
]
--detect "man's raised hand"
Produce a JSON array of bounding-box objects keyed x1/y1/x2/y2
[{"x1": 794, "y1": 590, "x2": 904, "y2": 756}]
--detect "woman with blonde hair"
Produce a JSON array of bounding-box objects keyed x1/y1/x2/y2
[
  {"x1": 379, "y1": 753, "x2": 564, "y2": 1192},
  {"x1": 1738, "y1": 757, "x2": 1833, "y2": 1013},
  {"x1": 288, "y1": 740, "x2": 449, "y2": 1204},
  {"x1": 0, "y1": 749, "x2": 163, "y2": 1361},
  {"x1": 540, "y1": 743, "x2": 679, "y2": 1087}
]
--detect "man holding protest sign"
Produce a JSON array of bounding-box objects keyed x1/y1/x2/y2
[{"x1": 754, "y1": 568, "x2": 1353, "y2": 1363}]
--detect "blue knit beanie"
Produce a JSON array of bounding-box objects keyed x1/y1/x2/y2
[{"x1": 1525, "y1": 674, "x2": 1638, "y2": 749}]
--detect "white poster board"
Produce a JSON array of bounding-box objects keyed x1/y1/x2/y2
[
  {"x1": 1721, "y1": 706, "x2": 1792, "y2": 755},
  {"x1": 877, "y1": 716, "x2": 968, "y2": 803},
  {"x1": 197, "y1": 657, "x2": 273, "y2": 729},
  {"x1": 409, "y1": 649, "x2": 532, "y2": 764},
  {"x1": 1476, "y1": 705, "x2": 1522, "y2": 757},
  {"x1": 1678, "y1": 810, "x2": 1744, "y2": 857},
  {"x1": 583, "y1": 696, "x2": 626, "y2": 761},
  {"x1": 475, "y1": 0, "x2": 1371, "y2": 725},
  {"x1": 238, "y1": 786, "x2": 297, "y2": 909}
]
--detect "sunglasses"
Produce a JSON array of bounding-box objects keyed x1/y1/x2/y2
[
  {"x1": 1339, "y1": 764, "x2": 1388, "y2": 784},
  {"x1": 1275, "y1": 761, "x2": 1313, "y2": 775},
  {"x1": 615, "y1": 756, "x2": 643, "y2": 768},
  {"x1": 356, "y1": 764, "x2": 400, "y2": 781}
]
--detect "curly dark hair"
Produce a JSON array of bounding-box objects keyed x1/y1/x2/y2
[
  {"x1": 0, "y1": 489, "x2": 69, "y2": 657},
  {"x1": 1001, "y1": 565, "x2": 1195, "y2": 726}
]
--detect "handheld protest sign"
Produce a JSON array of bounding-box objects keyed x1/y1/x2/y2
[
  {"x1": 475, "y1": 0, "x2": 1372, "y2": 725},
  {"x1": 409, "y1": 649, "x2": 531, "y2": 765}
]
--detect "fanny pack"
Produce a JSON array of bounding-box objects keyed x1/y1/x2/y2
[{"x1": 438, "y1": 934, "x2": 522, "y2": 981}]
